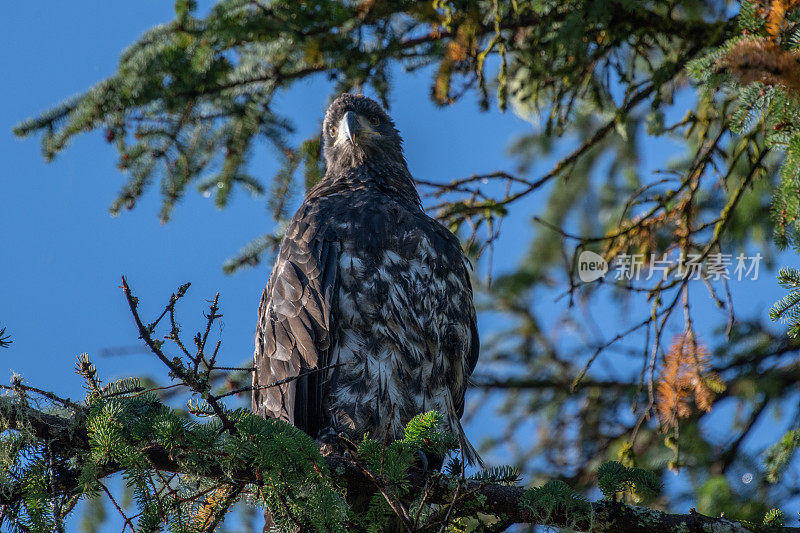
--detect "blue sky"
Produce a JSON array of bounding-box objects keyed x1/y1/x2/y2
[{"x1": 1, "y1": 0, "x2": 797, "y2": 529}]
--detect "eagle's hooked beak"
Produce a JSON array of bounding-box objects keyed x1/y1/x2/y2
[{"x1": 340, "y1": 111, "x2": 360, "y2": 146}]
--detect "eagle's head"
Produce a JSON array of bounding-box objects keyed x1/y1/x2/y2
[{"x1": 322, "y1": 94, "x2": 405, "y2": 171}]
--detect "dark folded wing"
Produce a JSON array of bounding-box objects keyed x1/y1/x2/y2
[
  {"x1": 252, "y1": 211, "x2": 338, "y2": 438},
  {"x1": 455, "y1": 272, "x2": 480, "y2": 419}
]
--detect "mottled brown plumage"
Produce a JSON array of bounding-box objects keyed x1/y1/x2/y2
[{"x1": 252, "y1": 93, "x2": 480, "y2": 464}]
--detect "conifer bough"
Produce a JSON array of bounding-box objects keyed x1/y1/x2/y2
[
  {"x1": 0, "y1": 280, "x2": 795, "y2": 532},
  {"x1": 2, "y1": 384, "x2": 798, "y2": 532}
]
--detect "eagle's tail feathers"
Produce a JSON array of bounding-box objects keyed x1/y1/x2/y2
[{"x1": 453, "y1": 417, "x2": 484, "y2": 468}]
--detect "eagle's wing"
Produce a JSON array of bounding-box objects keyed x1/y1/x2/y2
[
  {"x1": 433, "y1": 224, "x2": 479, "y2": 420},
  {"x1": 456, "y1": 303, "x2": 480, "y2": 419},
  {"x1": 452, "y1": 272, "x2": 481, "y2": 464},
  {"x1": 252, "y1": 205, "x2": 338, "y2": 438}
]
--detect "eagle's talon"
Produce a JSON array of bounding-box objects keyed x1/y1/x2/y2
[
  {"x1": 318, "y1": 442, "x2": 336, "y2": 456},
  {"x1": 317, "y1": 431, "x2": 346, "y2": 457}
]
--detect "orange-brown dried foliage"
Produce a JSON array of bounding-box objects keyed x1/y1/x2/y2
[{"x1": 656, "y1": 332, "x2": 718, "y2": 428}]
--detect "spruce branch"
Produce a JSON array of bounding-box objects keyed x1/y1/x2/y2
[
  {"x1": 12, "y1": 0, "x2": 732, "y2": 273},
  {"x1": 771, "y1": 268, "x2": 800, "y2": 337},
  {"x1": 1, "y1": 398, "x2": 796, "y2": 532},
  {"x1": 3, "y1": 285, "x2": 799, "y2": 532}
]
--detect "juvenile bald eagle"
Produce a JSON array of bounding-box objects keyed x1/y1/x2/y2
[{"x1": 252, "y1": 93, "x2": 480, "y2": 465}]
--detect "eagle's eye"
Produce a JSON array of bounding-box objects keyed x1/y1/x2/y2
[
  {"x1": 328, "y1": 125, "x2": 338, "y2": 138},
  {"x1": 369, "y1": 115, "x2": 380, "y2": 127}
]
